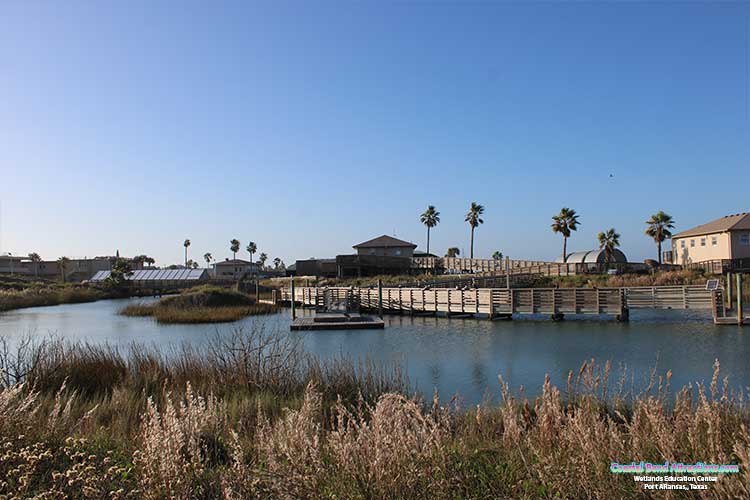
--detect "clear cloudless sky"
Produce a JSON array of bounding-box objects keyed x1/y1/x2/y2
[{"x1": 1, "y1": 1, "x2": 748, "y2": 266}]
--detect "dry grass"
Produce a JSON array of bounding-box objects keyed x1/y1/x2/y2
[{"x1": 1, "y1": 332, "x2": 749, "y2": 499}]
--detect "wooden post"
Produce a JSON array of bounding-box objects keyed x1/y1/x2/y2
[
  {"x1": 378, "y1": 279, "x2": 383, "y2": 318},
  {"x1": 737, "y1": 273, "x2": 743, "y2": 324},
  {"x1": 727, "y1": 272, "x2": 733, "y2": 309},
  {"x1": 290, "y1": 278, "x2": 296, "y2": 320},
  {"x1": 505, "y1": 256, "x2": 510, "y2": 289}
]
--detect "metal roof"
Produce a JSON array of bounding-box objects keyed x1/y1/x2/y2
[
  {"x1": 555, "y1": 249, "x2": 627, "y2": 264},
  {"x1": 89, "y1": 269, "x2": 208, "y2": 282}
]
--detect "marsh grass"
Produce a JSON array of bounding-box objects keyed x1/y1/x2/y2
[
  {"x1": 1, "y1": 331, "x2": 749, "y2": 499},
  {"x1": 120, "y1": 303, "x2": 278, "y2": 323},
  {"x1": 119, "y1": 286, "x2": 277, "y2": 323},
  {"x1": 0, "y1": 285, "x2": 126, "y2": 312}
]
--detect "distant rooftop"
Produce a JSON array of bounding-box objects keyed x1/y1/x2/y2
[
  {"x1": 353, "y1": 235, "x2": 417, "y2": 249},
  {"x1": 672, "y1": 213, "x2": 750, "y2": 239},
  {"x1": 216, "y1": 259, "x2": 255, "y2": 265}
]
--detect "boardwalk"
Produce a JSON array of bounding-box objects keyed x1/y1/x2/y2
[{"x1": 279, "y1": 285, "x2": 722, "y2": 322}]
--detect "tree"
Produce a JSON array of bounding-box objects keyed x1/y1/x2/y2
[
  {"x1": 144, "y1": 256, "x2": 156, "y2": 267},
  {"x1": 57, "y1": 257, "x2": 70, "y2": 283},
  {"x1": 419, "y1": 205, "x2": 440, "y2": 255},
  {"x1": 133, "y1": 254, "x2": 152, "y2": 269},
  {"x1": 204, "y1": 252, "x2": 213, "y2": 267},
  {"x1": 259, "y1": 253, "x2": 268, "y2": 269},
  {"x1": 183, "y1": 239, "x2": 191, "y2": 266},
  {"x1": 645, "y1": 211, "x2": 675, "y2": 265},
  {"x1": 465, "y1": 202, "x2": 484, "y2": 259},
  {"x1": 597, "y1": 228, "x2": 621, "y2": 264},
  {"x1": 107, "y1": 257, "x2": 133, "y2": 286},
  {"x1": 246, "y1": 242, "x2": 257, "y2": 264},
  {"x1": 185, "y1": 259, "x2": 199, "y2": 269},
  {"x1": 273, "y1": 257, "x2": 281, "y2": 270},
  {"x1": 551, "y1": 207, "x2": 581, "y2": 262},
  {"x1": 492, "y1": 251, "x2": 503, "y2": 261},
  {"x1": 445, "y1": 247, "x2": 460, "y2": 258},
  {"x1": 230, "y1": 239, "x2": 240, "y2": 260},
  {"x1": 28, "y1": 253, "x2": 41, "y2": 277}
]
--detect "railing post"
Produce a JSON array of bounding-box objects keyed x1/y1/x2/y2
[
  {"x1": 290, "y1": 278, "x2": 296, "y2": 320},
  {"x1": 378, "y1": 279, "x2": 383, "y2": 318}
]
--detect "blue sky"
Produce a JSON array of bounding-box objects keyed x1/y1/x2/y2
[{"x1": 1, "y1": 1, "x2": 748, "y2": 266}]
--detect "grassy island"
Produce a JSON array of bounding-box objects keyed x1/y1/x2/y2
[
  {"x1": 0, "y1": 275, "x2": 128, "y2": 312},
  {"x1": 119, "y1": 285, "x2": 278, "y2": 323}
]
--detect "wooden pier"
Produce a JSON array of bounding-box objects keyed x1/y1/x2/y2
[{"x1": 278, "y1": 285, "x2": 728, "y2": 322}]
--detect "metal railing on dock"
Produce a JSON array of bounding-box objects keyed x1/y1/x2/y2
[{"x1": 278, "y1": 284, "x2": 721, "y2": 322}]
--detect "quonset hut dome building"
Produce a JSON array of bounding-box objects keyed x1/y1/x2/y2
[{"x1": 554, "y1": 249, "x2": 627, "y2": 264}]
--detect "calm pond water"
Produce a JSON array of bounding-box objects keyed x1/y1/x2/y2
[{"x1": 1, "y1": 298, "x2": 748, "y2": 404}]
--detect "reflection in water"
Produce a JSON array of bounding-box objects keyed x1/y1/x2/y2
[{"x1": 0, "y1": 298, "x2": 747, "y2": 404}]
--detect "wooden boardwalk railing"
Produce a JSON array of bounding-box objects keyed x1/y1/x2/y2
[{"x1": 279, "y1": 285, "x2": 717, "y2": 321}]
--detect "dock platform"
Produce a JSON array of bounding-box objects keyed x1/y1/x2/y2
[
  {"x1": 713, "y1": 315, "x2": 750, "y2": 325},
  {"x1": 291, "y1": 312, "x2": 384, "y2": 331}
]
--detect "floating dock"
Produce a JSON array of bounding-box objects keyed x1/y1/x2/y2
[{"x1": 291, "y1": 312, "x2": 384, "y2": 331}]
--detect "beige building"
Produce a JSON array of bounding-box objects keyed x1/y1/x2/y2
[
  {"x1": 671, "y1": 213, "x2": 750, "y2": 266},
  {"x1": 213, "y1": 259, "x2": 259, "y2": 280}
]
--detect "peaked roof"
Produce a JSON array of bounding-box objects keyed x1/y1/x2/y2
[
  {"x1": 353, "y1": 235, "x2": 417, "y2": 249},
  {"x1": 672, "y1": 213, "x2": 750, "y2": 239}
]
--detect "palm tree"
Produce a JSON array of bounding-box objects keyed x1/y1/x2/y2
[
  {"x1": 246, "y1": 242, "x2": 257, "y2": 264},
  {"x1": 273, "y1": 257, "x2": 281, "y2": 270},
  {"x1": 446, "y1": 247, "x2": 460, "y2": 258},
  {"x1": 230, "y1": 239, "x2": 240, "y2": 260},
  {"x1": 465, "y1": 202, "x2": 485, "y2": 259},
  {"x1": 259, "y1": 253, "x2": 268, "y2": 269},
  {"x1": 645, "y1": 211, "x2": 675, "y2": 265},
  {"x1": 57, "y1": 256, "x2": 70, "y2": 283},
  {"x1": 28, "y1": 253, "x2": 41, "y2": 277},
  {"x1": 183, "y1": 239, "x2": 191, "y2": 266},
  {"x1": 204, "y1": 252, "x2": 213, "y2": 267},
  {"x1": 492, "y1": 251, "x2": 503, "y2": 261},
  {"x1": 551, "y1": 207, "x2": 581, "y2": 262},
  {"x1": 597, "y1": 228, "x2": 621, "y2": 264},
  {"x1": 419, "y1": 205, "x2": 440, "y2": 255}
]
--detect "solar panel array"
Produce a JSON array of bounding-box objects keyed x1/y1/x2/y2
[{"x1": 89, "y1": 269, "x2": 207, "y2": 282}]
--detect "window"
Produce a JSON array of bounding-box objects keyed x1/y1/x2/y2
[
  {"x1": 712, "y1": 236, "x2": 717, "y2": 246},
  {"x1": 690, "y1": 239, "x2": 695, "y2": 247},
  {"x1": 741, "y1": 234, "x2": 750, "y2": 246},
  {"x1": 680, "y1": 240, "x2": 685, "y2": 248},
  {"x1": 700, "y1": 238, "x2": 706, "y2": 247},
  {"x1": 395, "y1": 249, "x2": 402, "y2": 256},
  {"x1": 369, "y1": 249, "x2": 376, "y2": 255}
]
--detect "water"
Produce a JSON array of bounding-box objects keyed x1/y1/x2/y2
[{"x1": 1, "y1": 298, "x2": 748, "y2": 404}]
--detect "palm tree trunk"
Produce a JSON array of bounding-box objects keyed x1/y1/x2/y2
[
  {"x1": 563, "y1": 237, "x2": 568, "y2": 263},
  {"x1": 185, "y1": 248, "x2": 188, "y2": 266},
  {"x1": 470, "y1": 227, "x2": 474, "y2": 259},
  {"x1": 658, "y1": 240, "x2": 662, "y2": 265},
  {"x1": 426, "y1": 227, "x2": 430, "y2": 255}
]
